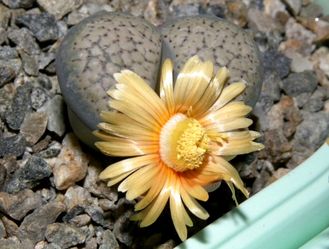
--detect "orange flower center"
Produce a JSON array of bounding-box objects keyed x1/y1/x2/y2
[{"x1": 159, "y1": 113, "x2": 209, "y2": 172}]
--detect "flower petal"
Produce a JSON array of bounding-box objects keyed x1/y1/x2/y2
[
  {"x1": 95, "y1": 138, "x2": 157, "y2": 157},
  {"x1": 100, "y1": 111, "x2": 157, "y2": 133},
  {"x1": 180, "y1": 187, "x2": 209, "y2": 220},
  {"x1": 119, "y1": 163, "x2": 157, "y2": 194},
  {"x1": 95, "y1": 124, "x2": 158, "y2": 142},
  {"x1": 99, "y1": 154, "x2": 158, "y2": 180},
  {"x1": 201, "y1": 101, "x2": 252, "y2": 126},
  {"x1": 210, "y1": 130, "x2": 264, "y2": 156},
  {"x1": 109, "y1": 83, "x2": 168, "y2": 126},
  {"x1": 138, "y1": 170, "x2": 173, "y2": 227},
  {"x1": 134, "y1": 164, "x2": 167, "y2": 211},
  {"x1": 213, "y1": 156, "x2": 249, "y2": 200},
  {"x1": 160, "y1": 59, "x2": 175, "y2": 115},
  {"x1": 174, "y1": 55, "x2": 200, "y2": 108},
  {"x1": 114, "y1": 70, "x2": 168, "y2": 118},
  {"x1": 192, "y1": 67, "x2": 229, "y2": 118},
  {"x1": 175, "y1": 59, "x2": 214, "y2": 113},
  {"x1": 205, "y1": 118, "x2": 253, "y2": 133},
  {"x1": 180, "y1": 177, "x2": 209, "y2": 201},
  {"x1": 170, "y1": 176, "x2": 188, "y2": 241},
  {"x1": 207, "y1": 82, "x2": 246, "y2": 113},
  {"x1": 110, "y1": 99, "x2": 162, "y2": 132}
]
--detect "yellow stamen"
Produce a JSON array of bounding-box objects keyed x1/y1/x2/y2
[{"x1": 160, "y1": 114, "x2": 209, "y2": 172}]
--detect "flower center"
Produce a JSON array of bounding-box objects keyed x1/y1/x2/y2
[{"x1": 160, "y1": 113, "x2": 209, "y2": 172}]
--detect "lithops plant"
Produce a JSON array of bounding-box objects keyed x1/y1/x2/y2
[
  {"x1": 56, "y1": 12, "x2": 263, "y2": 147},
  {"x1": 161, "y1": 16, "x2": 263, "y2": 107},
  {"x1": 56, "y1": 12, "x2": 162, "y2": 146}
]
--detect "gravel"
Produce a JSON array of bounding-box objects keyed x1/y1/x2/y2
[{"x1": 0, "y1": 0, "x2": 329, "y2": 248}]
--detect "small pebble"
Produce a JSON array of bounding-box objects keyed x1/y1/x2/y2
[
  {"x1": 4, "y1": 155, "x2": 51, "y2": 193},
  {"x1": 99, "y1": 230, "x2": 119, "y2": 249},
  {"x1": 0, "y1": 135, "x2": 26, "y2": 158},
  {"x1": 0, "y1": 219, "x2": 6, "y2": 238},
  {"x1": 69, "y1": 214, "x2": 91, "y2": 227},
  {"x1": 0, "y1": 59, "x2": 21, "y2": 87},
  {"x1": 83, "y1": 162, "x2": 118, "y2": 200},
  {"x1": 1, "y1": 0, "x2": 35, "y2": 9},
  {"x1": 36, "y1": 0, "x2": 83, "y2": 20},
  {"x1": 247, "y1": 8, "x2": 282, "y2": 34},
  {"x1": 262, "y1": 129, "x2": 292, "y2": 164},
  {"x1": 0, "y1": 189, "x2": 42, "y2": 220},
  {"x1": 5, "y1": 83, "x2": 32, "y2": 130},
  {"x1": 7, "y1": 28, "x2": 40, "y2": 55},
  {"x1": 0, "y1": 65, "x2": 15, "y2": 87},
  {"x1": 31, "y1": 86, "x2": 49, "y2": 110},
  {"x1": 293, "y1": 111, "x2": 329, "y2": 151},
  {"x1": 39, "y1": 95, "x2": 66, "y2": 136},
  {"x1": 1, "y1": 216, "x2": 18, "y2": 238},
  {"x1": 285, "y1": 18, "x2": 316, "y2": 54},
  {"x1": 51, "y1": 133, "x2": 88, "y2": 190},
  {"x1": 64, "y1": 185, "x2": 92, "y2": 211},
  {"x1": 44, "y1": 243, "x2": 62, "y2": 249},
  {"x1": 16, "y1": 13, "x2": 59, "y2": 42},
  {"x1": 0, "y1": 237, "x2": 22, "y2": 249},
  {"x1": 0, "y1": 46, "x2": 18, "y2": 60},
  {"x1": 36, "y1": 141, "x2": 61, "y2": 158},
  {"x1": 84, "y1": 205, "x2": 105, "y2": 226},
  {"x1": 300, "y1": 2, "x2": 323, "y2": 18},
  {"x1": 283, "y1": 0, "x2": 302, "y2": 16},
  {"x1": 19, "y1": 51, "x2": 39, "y2": 76},
  {"x1": 20, "y1": 112, "x2": 48, "y2": 145},
  {"x1": 45, "y1": 223, "x2": 86, "y2": 249},
  {"x1": 282, "y1": 71, "x2": 318, "y2": 96},
  {"x1": 0, "y1": 4, "x2": 10, "y2": 29},
  {"x1": 113, "y1": 210, "x2": 135, "y2": 247},
  {"x1": 285, "y1": 51, "x2": 313, "y2": 73},
  {"x1": 262, "y1": 49, "x2": 291, "y2": 79},
  {"x1": 18, "y1": 201, "x2": 66, "y2": 245}
]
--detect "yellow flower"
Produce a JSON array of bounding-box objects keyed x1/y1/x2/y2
[{"x1": 94, "y1": 56, "x2": 264, "y2": 241}]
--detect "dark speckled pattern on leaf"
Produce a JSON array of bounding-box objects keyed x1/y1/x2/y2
[{"x1": 161, "y1": 15, "x2": 263, "y2": 107}]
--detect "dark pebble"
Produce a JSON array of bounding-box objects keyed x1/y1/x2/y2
[
  {"x1": 262, "y1": 49, "x2": 291, "y2": 79},
  {"x1": 294, "y1": 111, "x2": 329, "y2": 151},
  {"x1": 0, "y1": 163, "x2": 6, "y2": 190},
  {"x1": 0, "y1": 237, "x2": 22, "y2": 249},
  {"x1": 170, "y1": 3, "x2": 201, "y2": 17},
  {"x1": 62, "y1": 205, "x2": 84, "y2": 223},
  {"x1": 30, "y1": 86, "x2": 49, "y2": 110},
  {"x1": 84, "y1": 205, "x2": 105, "y2": 226},
  {"x1": 16, "y1": 13, "x2": 59, "y2": 42},
  {"x1": 7, "y1": 28, "x2": 40, "y2": 55},
  {"x1": 5, "y1": 83, "x2": 32, "y2": 130},
  {"x1": 0, "y1": 135, "x2": 26, "y2": 158},
  {"x1": 20, "y1": 51, "x2": 39, "y2": 76},
  {"x1": 18, "y1": 201, "x2": 66, "y2": 245},
  {"x1": 0, "y1": 219, "x2": 5, "y2": 238},
  {"x1": 4, "y1": 156, "x2": 51, "y2": 193},
  {"x1": 0, "y1": 65, "x2": 15, "y2": 87},
  {"x1": 2, "y1": 0, "x2": 35, "y2": 9},
  {"x1": 262, "y1": 129, "x2": 292, "y2": 164},
  {"x1": 282, "y1": 71, "x2": 318, "y2": 96},
  {"x1": 0, "y1": 189, "x2": 42, "y2": 220},
  {"x1": 99, "y1": 230, "x2": 119, "y2": 249},
  {"x1": 0, "y1": 46, "x2": 18, "y2": 60},
  {"x1": 45, "y1": 223, "x2": 86, "y2": 249},
  {"x1": 36, "y1": 141, "x2": 61, "y2": 158}
]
